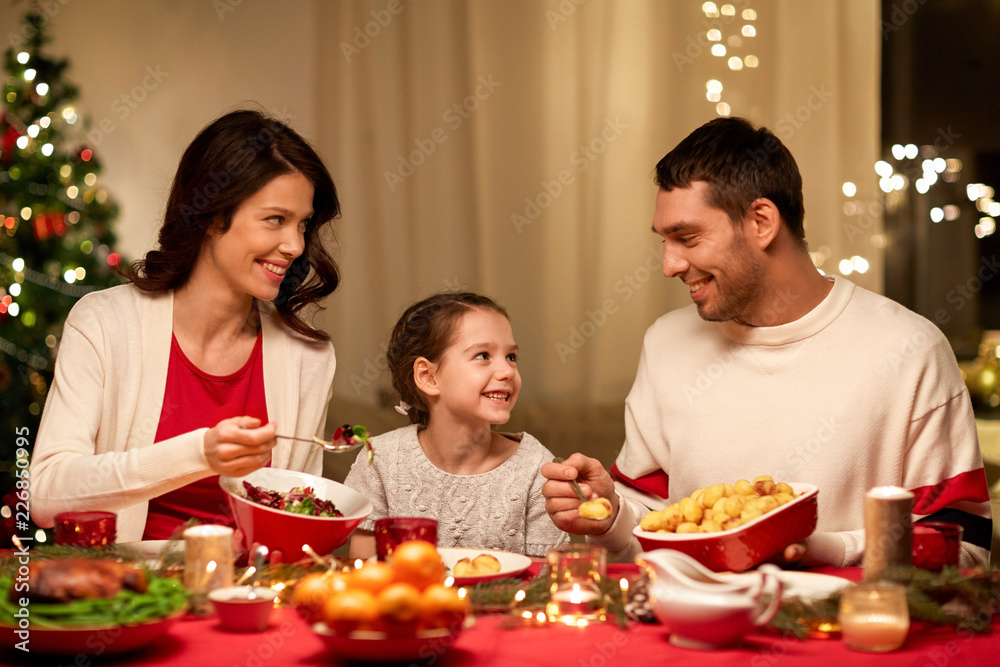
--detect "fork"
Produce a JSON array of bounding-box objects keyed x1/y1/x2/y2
[
  {"x1": 552, "y1": 457, "x2": 589, "y2": 502},
  {"x1": 275, "y1": 434, "x2": 365, "y2": 454}
]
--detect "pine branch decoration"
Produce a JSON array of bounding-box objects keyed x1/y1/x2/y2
[{"x1": 770, "y1": 566, "x2": 1000, "y2": 638}]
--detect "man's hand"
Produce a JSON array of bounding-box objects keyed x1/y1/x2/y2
[
  {"x1": 203, "y1": 416, "x2": 277, "y2": 476},
  {"x1": 766, "y1": 541, "x2": 807, "y2": 568},
  {"x1": 541, "y1": 453, "x2": 618, "y2": 535}
]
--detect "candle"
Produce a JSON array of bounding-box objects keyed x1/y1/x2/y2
[
  {"x1": 839, "y1": 581, "x2": 909, "y2": 652},
  {"x1": 840, "y1": 614, "x2": 909, "y2": 651},
  {"x1": 183, "y1": 525, "x2": 235, "y2": 595},
  {"x1": 863, "y1": 486, "x2": 913, "y2": 580}
]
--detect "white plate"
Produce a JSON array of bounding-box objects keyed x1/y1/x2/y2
[
  {"x1": 118, "y1": 540, "x2": 184, "y2": 559},
  {"x1": 439, "y1": 547, "x2": 531, "y2": 585},
  {"x1": 722, "y1": 571, "x2": 851, "y2": 601}
]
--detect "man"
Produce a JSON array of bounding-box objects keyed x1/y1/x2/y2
[{"x1": 542, "y1": 117, "x2": 991, "y2": 567}]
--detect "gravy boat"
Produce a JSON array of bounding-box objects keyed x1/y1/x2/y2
[{"x1": 636, "y1": 550, "x2": 783, "y2": 650}]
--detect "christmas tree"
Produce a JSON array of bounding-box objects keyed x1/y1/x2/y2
[{"x1": 1, "y1": 12, "x2": 127, "y2": 546}]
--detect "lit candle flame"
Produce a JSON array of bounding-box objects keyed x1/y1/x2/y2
[
  {"x1": 301, "y1": 543, "x2": 327, "y2": 566},
  {"x1": 235, "y1": 566, "x2": 256, "y2": 586},
  {"x1": 198, "y1": 560, "x2": 218, "y2": 590},
  {"x1": 11, "y1": 535, "x2": 23, "y2": 550}
]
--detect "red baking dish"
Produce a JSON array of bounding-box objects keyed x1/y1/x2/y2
[{"x1": 633, "y1": 483, "x2": 819, "y2": 572}]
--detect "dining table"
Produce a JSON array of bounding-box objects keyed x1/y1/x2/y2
[{"x1": 4, "y1": 562, "x2": 1000, "y2": 667}]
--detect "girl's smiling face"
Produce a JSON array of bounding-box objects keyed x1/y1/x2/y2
[
  {"x1": 427, "y1": 307, "x2": 521, "y2": 427},
  {"x1": 199, "y1": 171, "x2": 314, "y2": 304}
]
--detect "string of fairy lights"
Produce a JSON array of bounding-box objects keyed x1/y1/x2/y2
[
  {"x1": 700, "y1": 2, "x2": 758, "y2": 119},
  {"x1": 698, "y1": 2, "x2": 995, "y2": 281},
  {"x1": 1, "y1": 48, "x2": 121, "y2": 325},
  {"x1": 871, "y1": 143, "x2": 996, "y2": 238}
]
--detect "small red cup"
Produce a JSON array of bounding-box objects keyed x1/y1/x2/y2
[
  {"x1": 54, "y1": 511, "x2": 117, "y2": 547},
  {"x1": 912, "y1": 522, "x2": 962, "y2": 571},
  {"x1": 373, "y1": 517, "x2": 438, "y2": 561}
]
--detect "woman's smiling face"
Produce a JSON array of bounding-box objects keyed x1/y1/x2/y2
[{"x1": 200, "y1": 171, "x2": 314, "y2": 303}]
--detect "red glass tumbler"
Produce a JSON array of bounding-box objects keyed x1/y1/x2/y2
[
  {"x1": 373, "y1": 517, "x2": 438, "y2": 561},
  {"x1": 911, "y1": 522, "x2": 962, "y2": 571},
  {"x1": 54, "y1": 511, "x2": 117, "y2": 547}
]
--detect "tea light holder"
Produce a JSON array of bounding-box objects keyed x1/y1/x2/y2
[
  {"x1": 838, "y1": 581, "x2": 910, "y2": 652},
  {"x1": 53, "y1": 511, "x2": 117, "y2": 547},
  {"x1": 183, "y1": 524, "x2": 235, "y2": 612},
  {"x1": 863, "y1": 486, "x2": 913, "y2": 580},
  {"x1": 373, "y1": 517, "x2": 438, "y2": 561},
  {"x1": 545, "y1": 544, "x2": 607, "y2": 625},
  {"x1": 912, "y1": 522, "x2": 963, "y2": 571}
]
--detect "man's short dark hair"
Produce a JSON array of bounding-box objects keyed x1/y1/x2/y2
[{"x1": 654, "y1": 117, "x2": 806, "y2": 246}]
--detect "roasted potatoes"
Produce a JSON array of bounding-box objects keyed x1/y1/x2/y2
[
  {"x1": 640, "y1": 475, "x2": 799, "y2": 534},
  {"x1": 452, "y1": 554, "x2": 502, "y2": 577}
]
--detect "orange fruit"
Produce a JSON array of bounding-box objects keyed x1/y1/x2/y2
[
  {"x1": 376, "y1": 582, "x2": 423, "y2": 636},
  {"x1": 419, "y1": 584, "x2": 470, "y2": 630},
  {"x1": 389, "y1": 540, "x2": 444, "y2": 591},
  {"x1": 322, "y1": 589, "x2": 379, "y2": 635},
  {"x1": 349, "y1": 561, "x2": 395, "y2": 594},
  {"x1": 291, "y1": 571, "x2": 350, "y2": 623}
]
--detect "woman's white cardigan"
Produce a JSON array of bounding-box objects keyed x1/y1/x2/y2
[{"x1": 29, "y1": 284, "x2": 334, "y2": 542}]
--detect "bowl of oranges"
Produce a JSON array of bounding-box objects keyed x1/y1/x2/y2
[{"x1": 291, "y1": 540, "x2": 471, "y2": 663}]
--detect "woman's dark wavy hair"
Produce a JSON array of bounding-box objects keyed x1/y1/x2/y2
[
  {"x1": 126, "y1": 108, "x2": 341, "y2": 340},
  {"x1": 655, "y1": 116, "x2": 806, "y2": 247},
  {"x1": 387, "y1": 292, "x2": 510, "y2": 428}
]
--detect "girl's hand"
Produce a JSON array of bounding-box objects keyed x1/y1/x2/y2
[
  {"x1": 203, "y1": 416, "x2": 277, "y2": 477},
  {"x1": 541, "y1": 453, "x2": 619, "y2": 535}
]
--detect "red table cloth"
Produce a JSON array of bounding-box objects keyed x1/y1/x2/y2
[{"x1": 4, "y1": 566, "x2": 999, "y2": 666}]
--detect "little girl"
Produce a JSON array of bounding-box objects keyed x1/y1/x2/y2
[{"x1": 345, "y1": 292, "x2": 568, "y2": 558}]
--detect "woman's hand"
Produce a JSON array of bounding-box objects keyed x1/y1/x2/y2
[
  {"x1": 541, "y1": 453, "x2": 618, "y2": 535},
  {"x1": 203, "y1": 416, "x2": 277, "y2": 476}
]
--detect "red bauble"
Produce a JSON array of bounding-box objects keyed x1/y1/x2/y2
[{"x1": 32, "y1": 212, "x2": 67, "y2": 240}]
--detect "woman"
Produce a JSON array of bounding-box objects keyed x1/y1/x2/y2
[{"x1": 29, "y1": 109, "x2": 340, "y2": 542}]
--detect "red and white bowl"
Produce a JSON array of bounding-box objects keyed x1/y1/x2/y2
[
  {"x1": 633, "y1": 482, "x2": 819, "y2": 572},
  {"x1": 220, "y1": 468, "x2": 372, "y2": 560}
]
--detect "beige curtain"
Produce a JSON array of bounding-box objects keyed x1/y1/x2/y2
[{"x1": 314, "y1": 1, "x2": 880, "y2": 437}]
